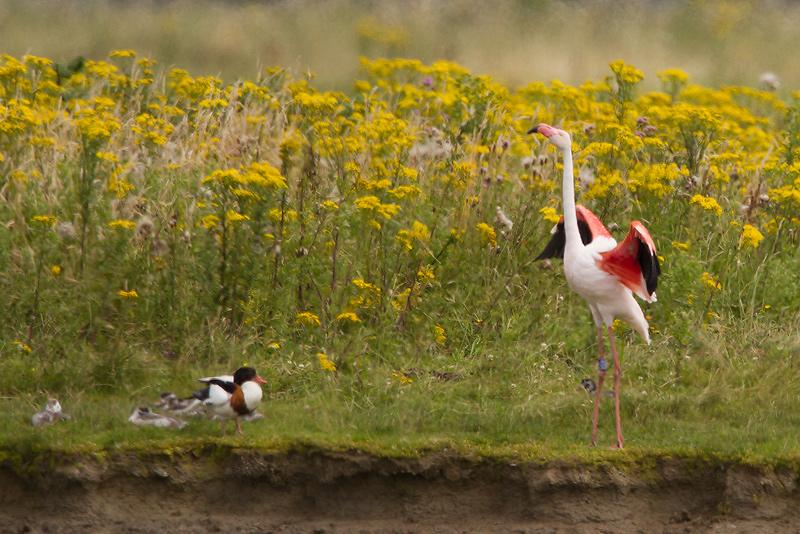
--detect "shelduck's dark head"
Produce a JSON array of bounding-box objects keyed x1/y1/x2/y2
[
  {"x1": 527, "y1": 123, "x2": 571, "y2": 150},
  {"x1": 233, "y1": 366, "x2": 267, "y2": 385}
]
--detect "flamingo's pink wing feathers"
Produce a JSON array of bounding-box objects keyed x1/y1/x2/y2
[
  {"x1": 535, "y1": 205, "x2": 611, "y2": 260},
  {"x1": 575, "y1": 205, "x2": 612, "y2": 238},
  {"x1": 598, "y1": 221, "x2": 660, "y2": 302}
]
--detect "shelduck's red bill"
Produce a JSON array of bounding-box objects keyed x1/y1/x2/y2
[{"x1": 255, "y1": 375, "x2": 267, "y2": 385}]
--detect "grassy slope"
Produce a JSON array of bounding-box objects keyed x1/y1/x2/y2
[
  {"x1": 3, "y1": 309, "x2": 800, "y2": 464},
  {"x1": 2, "y1": 4, "x2": 800, "y2": 463}
]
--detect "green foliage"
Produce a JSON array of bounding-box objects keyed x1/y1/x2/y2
[{"x1": 1, "y1": 53, "x2": 800, "y2": 456}]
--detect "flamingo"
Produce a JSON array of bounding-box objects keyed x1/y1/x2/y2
[{"x1": 529, "y1": 123, "x2": 661, "y2": 449}]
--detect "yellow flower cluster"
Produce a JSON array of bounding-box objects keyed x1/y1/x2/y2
[
  {"x1": 317, "y1": 352, "x2": 337, "y2": 372},
  {"x1": 690, "y1": 194, "x2": 723, "y2": 216},
  {"x1": 396, "y1": 220, "x2": 430, "y2": 251},
  {"x1": 296, "y1": 311, "x2": 321, "y2": 327},
  {"x1": 476, "y1": 222, "x2": 497, "y2": 248},
  {"x1": 740, "y1": 224, "x2": 764, "y2": 248},
  {"x1": 4, "y1": 51, "x2": 791, "y2": 351},
  {"x1": 701, "y1": 272, "x2": 722, "y2": 291}
]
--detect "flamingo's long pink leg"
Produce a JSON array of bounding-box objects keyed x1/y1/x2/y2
[
  {"x1": 591, "y1": 326, "x2": 608, "y2": 446},
  {"x1": 608, "y1": 326, "x2": 624, "y2": 449}
]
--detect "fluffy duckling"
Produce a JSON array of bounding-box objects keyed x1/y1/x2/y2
[
  {"x1": 128, "y1": 407, "x2": 186, "y2": 429},
  {"x1": 31, "y1": 398, "x2": 69, "y2": 427}
]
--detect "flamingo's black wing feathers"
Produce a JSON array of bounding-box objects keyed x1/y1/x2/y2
[
  {"x1": 636, "y1": 235, "x2": 661, "y2": 294},
  {"x1": 535, "y1": 220, "x2": 593, "y2": 260}
]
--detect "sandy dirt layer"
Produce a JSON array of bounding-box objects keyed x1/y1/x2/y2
[{"x1": 2, "y1": 449, "x2": 800, "y2": 533}]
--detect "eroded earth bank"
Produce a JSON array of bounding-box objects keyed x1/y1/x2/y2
[{"x1": 2, "y1": 447, "x2": 800, "y2": 533}]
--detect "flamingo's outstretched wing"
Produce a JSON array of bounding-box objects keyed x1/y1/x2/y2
[
  {"x1": 536, "y1": 205, "x2": 612, "y2": 260},
  {"x1": 598, "y1": 221, "x2": 660, "y2": 302}
]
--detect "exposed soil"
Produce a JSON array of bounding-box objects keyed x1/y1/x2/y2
[{"x1": 2, "y1": 447, "x2": 800, "y2": 533}]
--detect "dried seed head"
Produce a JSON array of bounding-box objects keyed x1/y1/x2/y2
[
  {"x1": 759, "y1": 71, "x2": 780, "y2": 91},
  {"x1": 56, "y1": 221, "x2": 77, "y2": 240},
  {"x1": 136, "y1": 215, "x2": 154, "y2": 239},
  {"x1": 152, "y1": 238, "x2": 169, "y2": 257},
  {"x1": 495, "y1": 206, "x2": 513, "y2": 233}
]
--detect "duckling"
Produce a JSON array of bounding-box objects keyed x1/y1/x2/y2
[
  {"x1": 31, "y1": 398, "x2": 69, "y2": 427},
  {"x1": 128, "y1": 407, "x2": 186, "y2": 429},
  {"x1": 153, "y1": 392, "x2": 204, "y2": 415}
]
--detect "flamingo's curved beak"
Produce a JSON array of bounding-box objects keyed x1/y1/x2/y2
[{"x1": 528, "y1": 123, "x2": 557, "y2": 137}]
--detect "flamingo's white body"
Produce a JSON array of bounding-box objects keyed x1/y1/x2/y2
[{"x1": 531, "y1": 123, "x2": 661, "y2": 449}]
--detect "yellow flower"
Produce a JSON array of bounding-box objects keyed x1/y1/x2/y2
[
  {"x1": 50, "y1": 265, "x2": 61, "y2": 276},
  {"x1": 433, "y1": 324, "x2": 446, "y2": 346},
  {"x1": 108, "y1": 219, "x2": 135, "y2": 230},
  {"x1": 476, "y1": 222, "x2": 497, "y2": 248},
  {"x1": 701, "y1": 272, "x2": 722, "y2": 291},
  {"x1": 351, "y1": 278, "x2": 382, "y2": 309},
  {"x1": 355, "y1": 195, "x2": 401, "y2": 219},
  {"x1": 392, "y1": 371, "x2": 414, "y2": 385},
  {"x1": 392, "y1": 287, "x2": 411, "y2": 311},
  {"x1": 31, "y1": 215, "x2": 57, "y2": 226},
  {"x1": 690, "y1": 194, "x2": 723, "y2": 216},
  {"x1": 609, "y1": 59, "x2": 644, "y2": 85},
  {"x1": 539, "y1": 206, "x2": 561, "y2": 224},
  {"x1": 317, "y1": 352, "x2": 337, "y2": 372},
  {"x1": 417, "y1": 265, "x2": 435, "y2": 284},
  {"x1": 95, "y1": 151, "x2": 118, "y2": 162},
  {"x1": 740, "y1": 224, "x2": 764, "y2": 248},
  {"x1": 396, "y1": 220, "x2": 430, "y2": 251},
  {"x1": 225, "y1": 210, "x2": 249, "y2": 223},
  {"x1": 320, "y1": 199, "x2": 340, "y2": 211},
  {"x1": 336, "y1": 311, "x2": 362, "y2": 323},
  {"x1": 267, "y1": 341, "x2": 281, "y2": 350},
  {"x1": 110, "y1": 49, "x2": 136, "y2": 58},
  {"x1": 295, "y1": 311, "x2": 321, "y2": 327},
  {"x1": 200, "y1": 215, "x2": 220, "y2": 229},
  {"x1": 117, "y1": 289, "x2": 139, "y2": 298},
  {"x1": 13, "y1": 340, "x2": 32, "y2": 353},
  {"x1": 657, "y1": 68, "x2": 689, "y2": 85},
  {"x1": 268, "y1": 208, "x2": 298, "y2": 223},
  {"x1": 671, "y1": 241, "x2": 690, "y2": 251}
]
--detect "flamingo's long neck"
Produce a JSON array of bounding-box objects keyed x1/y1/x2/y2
[{"x1": 560, "y1": 145, "x2": 581, "y2": 250}]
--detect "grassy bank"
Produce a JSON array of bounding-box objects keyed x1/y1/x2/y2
[{"x1": 1, "y1": 51, "x2": 800, "y2": 458}]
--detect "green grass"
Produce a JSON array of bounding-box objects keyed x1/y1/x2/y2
[
  {"x1": 4, "y1": 312, "x2": 800, "y2": 465},
  {"x1": 1, "y1": 36, "x2": 800, "y2": 466}
]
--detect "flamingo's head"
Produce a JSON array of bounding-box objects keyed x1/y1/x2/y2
[{"x1": 527, "y1": 123, "x2": 571, "y2": 150}]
